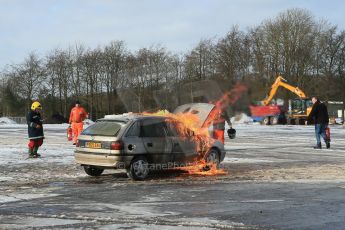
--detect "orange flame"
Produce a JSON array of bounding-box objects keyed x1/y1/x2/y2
[
  {"x1": 142, "y1": 83, "x2": 247, "y2": 177},
  {"x1": 178, "y1": 160, "x2": 228, "y2": 176}
]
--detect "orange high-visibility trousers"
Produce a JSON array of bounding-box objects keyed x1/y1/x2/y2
[
  {"x1": 71, "y1": 122, "x2": 84, "y2": 144},
  {"x1": 213, "y1": 129, "x2": 225, "y2": 144}
]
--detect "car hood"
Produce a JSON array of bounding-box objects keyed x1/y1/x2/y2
[{"x1": 173, "y1": 103, "x2": 215, "y2": 128}]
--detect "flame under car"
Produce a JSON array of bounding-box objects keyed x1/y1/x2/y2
[{"x1": 75, "y1": 103, "x2": 225, "y2": 180}]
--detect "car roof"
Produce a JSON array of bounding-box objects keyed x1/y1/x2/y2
[{"x1": 97, "y1": 114, "x2": 167, "y2": 123}]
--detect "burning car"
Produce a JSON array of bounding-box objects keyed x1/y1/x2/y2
[{"x1": 75, "y1": 103, "x2": 225, "y2": 180}]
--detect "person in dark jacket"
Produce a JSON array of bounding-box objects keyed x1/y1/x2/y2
[
  {"x1": 26, "y1": 101, "x2": 44, "y2": 158},
  {"x1": 306, "y1": 96, "x2": 330, "y2": 149}
]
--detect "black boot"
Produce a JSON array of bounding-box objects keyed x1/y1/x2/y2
[
  {"x1": 33, "y1": 146, "x2": 41, "y2": 158},
  {"x1": 313, "y1": 143, "x2": 322, "y2": 149},
  {"x1": 326, "y1": 140, "x2": 330, "y2": 149},
  {"x1": 28, "y1": 148, "x2": 35, "y2": 158}
]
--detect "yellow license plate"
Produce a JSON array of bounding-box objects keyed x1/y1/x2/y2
[{"x1": 85, "y1": 142, "x2": 102, "y2": 149}]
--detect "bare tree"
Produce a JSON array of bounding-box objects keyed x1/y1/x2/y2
[
  {"x1": 216, "y1": 26, "x2": 251, "y2": 81},
  {"x1": 12, "y1": 53, "x2": 46, "y2": 109},
  {"x1": 184, "y1": 39, "x2": 217, "y2": 81},
  {"x1": 46, "y1": 49, "x2": 73, "y2": 117},
  {"x1": 252, "y1": 8, "x2": 318, "y2": 85},
  {"x1": 70, "y1": 44, "x2": 86, "y2": 98},
  {"x1": 102, "y1": 41, "x2": 127, "y2": 114}
]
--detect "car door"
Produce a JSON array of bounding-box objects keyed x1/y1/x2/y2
[
  {"x1": 140, "y1": 118, "x2": 172, "y2": 164},
  {"x1": 165, "y1": 119, "x2": 197, "y2": 165},
  {"x1": 122, "y1": 121, "x2": 146, "y2": 155},
  {"x1": 172, "y1": 103, "x2": 217, "y2": 163}
]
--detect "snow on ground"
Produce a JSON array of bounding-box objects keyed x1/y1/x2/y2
[
  {"x1": 0, "y1": 122, "x2": 344, "y2": 184},
  {"x1": 0, "y1": 123, "x2": 99, "y2": 186},
  {"x1": 0, "y1": 124, "x2": 75, "y2": 166},
  {"x1": 223, "y1": 157, "x2": 274, "y2": 164},
  {"x1": 223, "y1": 123, "x2": 345, "y2": 183},
  {"x1": 226, "y1": 123, "x2": 345, "y2": 157},
  {"x1": 1, "y1": 121, "x2": 344, "y2": 229}
]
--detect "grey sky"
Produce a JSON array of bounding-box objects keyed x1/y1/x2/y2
[{"x1": 1, "y1": 0, "x2": 344, "y2": 69}]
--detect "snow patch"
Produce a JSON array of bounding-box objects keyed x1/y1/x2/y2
[
  {"x1": 0, "y1": 176, "x2": 13, "y2": 182},
  {"x1": 230, "y1": 113, "x2": 253, "y2": 124},
  {"x1": 0, "y1": 193, "x2": 59, "y2": 204},
  {"x1": 104, "y1": 113, "x2": 134, "y2": 119},
  {"x1": 223, "y1": 157, "x2": 273, "y2": 164},
  {"x1": 0, "y1": 117, "x2": 17, "y2": 124},
  {"x1": 0, "y1": 124, "x2": 76, "y2": 166},
  {"x1": 0, "y1": 217, "x2": 84, "y2": 229}
]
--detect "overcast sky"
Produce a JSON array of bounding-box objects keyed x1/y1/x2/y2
[{"x1": 1, "y1": 0, "x2": 344, "y2": 69}]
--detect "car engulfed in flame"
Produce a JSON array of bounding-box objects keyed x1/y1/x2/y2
[{"x1": 75, "y1": 103, "x2": 226, "y2": 180}]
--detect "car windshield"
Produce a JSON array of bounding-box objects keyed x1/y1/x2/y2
[{"x1": 81, "y1": 121, "x2": 124, "y2": 136}]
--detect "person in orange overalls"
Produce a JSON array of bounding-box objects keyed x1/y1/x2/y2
[
  {"x1": 213, "y1": 109, "x2": 232, "y2": 144},
  {"x1": 69, "y1": 100, "x2": 88, "y2": 145}
]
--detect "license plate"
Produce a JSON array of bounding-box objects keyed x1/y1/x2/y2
[{"x1": 85, "y1": 142, "x2": 102, "y2": 149}]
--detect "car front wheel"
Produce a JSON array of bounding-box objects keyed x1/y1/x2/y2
[
  {"x1": 203, "y1": 148, "x2": 220, "y2": 171},
  {"x1": 127, "y1": 156, "x2": 150, "y2": 180},
  {"x1": 83, "y1": 165, "x2": 104, "y2": 176}
]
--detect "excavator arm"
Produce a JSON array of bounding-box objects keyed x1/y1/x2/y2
[{"x1": 262, "y1": 76, "x2": 307, "y2": 105}]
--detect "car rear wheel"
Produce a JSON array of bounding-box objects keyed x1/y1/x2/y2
[
  {"x1": 270, "y1": 116, "x2": 279, "y2": 125},
  {"x1": 295, "y1": 118, "x2": 300, "y2": 125},
  {"x1": 286, "y1": 118, "x2": 291, "y2": 125},
  {"x1": 203, "y1": 148, "x2": 220, "y2": 171},
  {"x1": 127, "y1": 156, "x2": 149, "y2": 180},
  {"x1": 83, "y1": 165, "x2": 104, "y2": 177},
  {"x1": 262, "y1": 117, "x2": 270, "y2": 125}
]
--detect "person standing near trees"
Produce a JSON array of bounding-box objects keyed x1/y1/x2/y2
[
  {"x1": 27, "y1": 101, "x2": 44, "y2": 158},
  {"x1": 69, "y1": 100, "x2": 88, "y2": 145}
]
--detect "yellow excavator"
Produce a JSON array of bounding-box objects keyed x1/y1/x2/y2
[
  {"x1": 251, "y1": 76, "x2": 313, "y2": 125},
  {"x1": 262, "y1": 76, "x2": 307, "y2": 106}
]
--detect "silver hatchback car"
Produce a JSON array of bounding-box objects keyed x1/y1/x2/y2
[{"x1": 75, "y1": 103, "x2": 226, "y2": 180}]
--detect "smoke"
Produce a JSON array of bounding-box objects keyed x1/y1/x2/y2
[{"x1": 203, "y1": 82, "x2": 248, "y2": 129}]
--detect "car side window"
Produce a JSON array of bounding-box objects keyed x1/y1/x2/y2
[
  {"x1": 141, "y1": 119, "x2": 166, "y2": 138},
  {"x1": 165, "y1": 120, "x2": 192, "y2": 138},
  {"x1": 165, "y1": 121, "x2": 179, "y2": 137},
  {"x1": 126, "y1": 121, "x2": 140, "y2": 137}
]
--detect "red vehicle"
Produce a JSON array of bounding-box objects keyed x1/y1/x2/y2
[
  {"x1": 250, "y1": 76, "x2": 310, "y2": 125},
  {"x1": 249, "y1": 104, "x2": 285, "y2": 125}
]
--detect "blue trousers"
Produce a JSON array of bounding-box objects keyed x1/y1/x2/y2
[{"x1": 315, "y1": 123, "x2": 328, "y2": 145}]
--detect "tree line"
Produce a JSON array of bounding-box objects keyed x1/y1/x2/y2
[{"x1": 1, "y1": 8, "x2": 345, "y2": 122}]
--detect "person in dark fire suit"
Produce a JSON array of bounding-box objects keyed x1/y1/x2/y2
[{"x1": 26, "y1": 101, "x2": 44, "y2": 158}]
